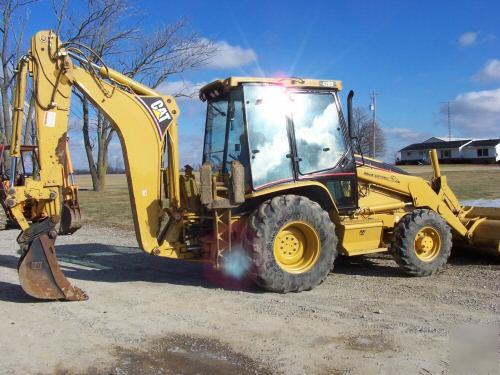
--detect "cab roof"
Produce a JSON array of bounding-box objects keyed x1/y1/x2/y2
[{"x1": 199, "y1": 76, "x2": 343, "y2": 101}]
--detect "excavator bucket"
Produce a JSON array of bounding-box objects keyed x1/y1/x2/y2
[
  {"x1": 59, "y1": 201, "x2": 82, "y2": 235},
  {"x1": 17, "y1": 232, "x2": 87, "y2": 301}
]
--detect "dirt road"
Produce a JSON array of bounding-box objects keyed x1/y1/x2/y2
[{"x1": 0, "y1": 226, "x2": 498, "y2": 374}]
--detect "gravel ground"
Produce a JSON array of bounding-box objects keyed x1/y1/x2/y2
[{"x1": 0, "y1": 226, "x2": 498, "y2": 374}]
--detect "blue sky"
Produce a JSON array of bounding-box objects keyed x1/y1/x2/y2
[{"x1": 24, "y1": 0, "x2": 500, "y2": 167}]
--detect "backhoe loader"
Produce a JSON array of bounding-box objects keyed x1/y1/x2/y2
[{"x1": 5, "y1": 30, "x2": 500, "y2": 301}]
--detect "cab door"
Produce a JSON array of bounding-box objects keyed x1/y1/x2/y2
[
  {"x1": 289, "y1": 91, "x2": 358, "y2": 212},
  {"x1": 244, "y1": 85, "x2": 294, "y2": 189}
]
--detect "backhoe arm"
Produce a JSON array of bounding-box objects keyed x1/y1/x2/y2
[{"x1": 9, "y1": 30, "x2": 187, "y2": 300}]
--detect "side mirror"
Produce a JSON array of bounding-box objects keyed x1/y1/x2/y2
[{"x1": 347, "y1": 90, "x2": 354, "y2": 139}]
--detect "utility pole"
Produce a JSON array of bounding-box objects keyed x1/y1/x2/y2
[
  {"x1": 446, "y1": 101, "x2": 451, "y2": 141},
  {"x1": 370, "y1": 91, "x2": 378, "y2": 158}
]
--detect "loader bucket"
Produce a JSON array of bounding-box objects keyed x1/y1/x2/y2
[
  {"x1": 461, "y1": 207, "x2": 500, "y2": 254},
  {"x1": 59, "y1": 201, "x2": 82, "y2": 235},
  {"x1": 18, "y1": 233, "x2": 87, "y2": 301}
]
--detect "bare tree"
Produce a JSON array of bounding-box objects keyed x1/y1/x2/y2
[
  {"x1": 54, "y1": 1, "x2": 217, "y2": 191},
  {"x1": 352, "y1": 107, "x2": 386, "y2": 158},
  {"x1": 0, "y1": 0, "x2": 36, "y2": 146},
  {"x1": 53, "y1": 0, "x2": 136, "y2": 191},
  {"x1": 0, "y1": 0, "x2": 39, "y2": 180}
]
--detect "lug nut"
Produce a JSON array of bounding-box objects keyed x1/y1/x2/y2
[
  {"x1": 7, "y1": 187, "x2": 16, "y2": 195},
  {"x1": 6, "y1": 198, "x2": 16, "y2": 207}
]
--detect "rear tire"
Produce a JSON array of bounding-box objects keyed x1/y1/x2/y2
[
  {"x1": 243, "y1": 195, "x2": 337, "y2": 293},
  {"x1": 390, "y1": 209, "x2": 452, "y2": 276}
]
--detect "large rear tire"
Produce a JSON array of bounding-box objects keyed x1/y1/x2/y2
[
  {"x1": 243, "y1": 195, "x2": 337, "y2": 293},
  {"x1": 390, "y1": 209, "x2": 452, "y2": 276}
]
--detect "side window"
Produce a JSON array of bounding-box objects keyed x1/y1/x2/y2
[
  {"x1": 325, "y1": 178, "x2": 356, "y2": 209},
  {"x1": 225, "y1": 90, "x2": 251, "y2": 188},
  {"x1": 203, "y1": 99, "x2": 228, "y2": 172},
  {"x1": 291, "y1": 93, "x2": 347, "y2": 174},
  {"x1": 244, "y1": 85, "x2": 293, "y2": 189},
  {"x1": 226, "y1": 91, "x2": 245, "y2": 163}
]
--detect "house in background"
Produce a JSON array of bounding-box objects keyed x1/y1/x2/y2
[
  {"x1": 462, "y1": 139, "x2": 500, "y2": 163},
  {"x1": 396, "y1": 137, "x2": 500, "y2": 165}
]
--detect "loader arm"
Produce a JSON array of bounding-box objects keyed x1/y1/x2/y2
[
  {"x1": 356, "y1": 150, "x2": 475, "y2": 238},
  {"x1": 8, "y1": 31, "x2": 187, "y2": 300}
]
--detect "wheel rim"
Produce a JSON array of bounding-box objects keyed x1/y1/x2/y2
[
  {"x1": 273, "y1": 221, "x2": 320, "y2": 273},
  {"x1": 414, "y1": 226, "x2": 441, "y2": 262}
]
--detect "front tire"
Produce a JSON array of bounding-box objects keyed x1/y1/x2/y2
[
  {"x1": 390, "y1": 209, "x2": 452, "y2": 276},
  {"x1": 243, "y1": 195, "x2": 337, "y2": 293}
]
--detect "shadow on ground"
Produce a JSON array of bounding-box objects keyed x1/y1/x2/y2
[
  {"x1": 0, "y1": 242, "x2": 260, "y2": 301},
  {"x1": 0, "y1": 280, "x2": 44, "y2": 303},
  {"x1": 0, "y1": 241, "x2": 497, "y2": 303},
  {"x1": 334, "y1": 248, "x2": 498, "y2": 278},
  {"x1": 333, "y1": 255, "x2": 403, "y2": 278}
]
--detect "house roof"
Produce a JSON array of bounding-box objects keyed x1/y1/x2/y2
[
  {"x1": 422, "y1": 137, "x2": 469, "y2": 143},
  {"x1": 465, "y1": 139, "x2": 500, "y2": 147},
  {"x1": 399, "y1": 140, "x2": 471, "y2": 152}
]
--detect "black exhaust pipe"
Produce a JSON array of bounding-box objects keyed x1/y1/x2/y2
[{"x1": 347, "y1": 90, "x2": 354, "y2": 139}]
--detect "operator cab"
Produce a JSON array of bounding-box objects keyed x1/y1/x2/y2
[{"x1": 200, "y1": 77, "x2": 358, "y2": 212}]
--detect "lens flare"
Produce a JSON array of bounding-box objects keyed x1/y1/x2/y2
[{"x1": 221, "y1": 245, "x2": 251, "y2": 279}]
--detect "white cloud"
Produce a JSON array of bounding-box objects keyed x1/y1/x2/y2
[
  {"x1": 205, "y1": 39, "x2": 257, "y2": 69},
  {"x1": 157, "y1": 79, "x2": 207, "y2": 117},
  {"x1": 390, "y1": 127, "x2": 430, "y2": 143},
  {"x1": 473, "y1": 59, "x2": 500, "y2": 83},
  {"x1": 380, "y1": 127, "x2": 431, "y2": 162},
  {"x1": 458, "y1": 31, "x2": 479, "y2": 47},
  {"x1": 446, "y1": 88, "x2": 500, "y2": 137},
  {"x1": 157, "y1": 80, "x2": 206, "y2": 99}
]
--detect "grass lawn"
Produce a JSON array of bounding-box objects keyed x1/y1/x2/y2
[
  {"x1": 401, "y1": 164, "x2": 500, "y2": 200},
  {"x1": 75, "y1": 174, "x2": 133, "y2": 229},
  {"x1": 74, "y1": 164, "x2": 500, "y2": 228}
]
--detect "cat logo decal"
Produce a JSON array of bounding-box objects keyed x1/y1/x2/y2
[{"x1": 137, "y1": 96, "x2": 173, "y2": 138}]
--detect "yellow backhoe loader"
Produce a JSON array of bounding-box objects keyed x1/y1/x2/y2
[{"x1": 5, "y1": 31, "x2": 500, "y2": 301}]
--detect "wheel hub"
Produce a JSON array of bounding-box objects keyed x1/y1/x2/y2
[
  {"x1": 414, "y1": 226, "x2": 441, "y2": 261},
  {"x1": 273, "y1": 221, "x2": 320, "y2": 273}
]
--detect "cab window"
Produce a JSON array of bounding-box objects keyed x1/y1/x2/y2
[
  {"x1": 243, "y1": 85, "x2": 293, "y2": 189},
  {"x1": 291, "y1": 92, "x2": 347, "y2": 174}
]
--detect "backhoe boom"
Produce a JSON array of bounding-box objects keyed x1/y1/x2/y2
[{"x1": 8, "y1": 31, "x2": 188, "y2": 300}]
